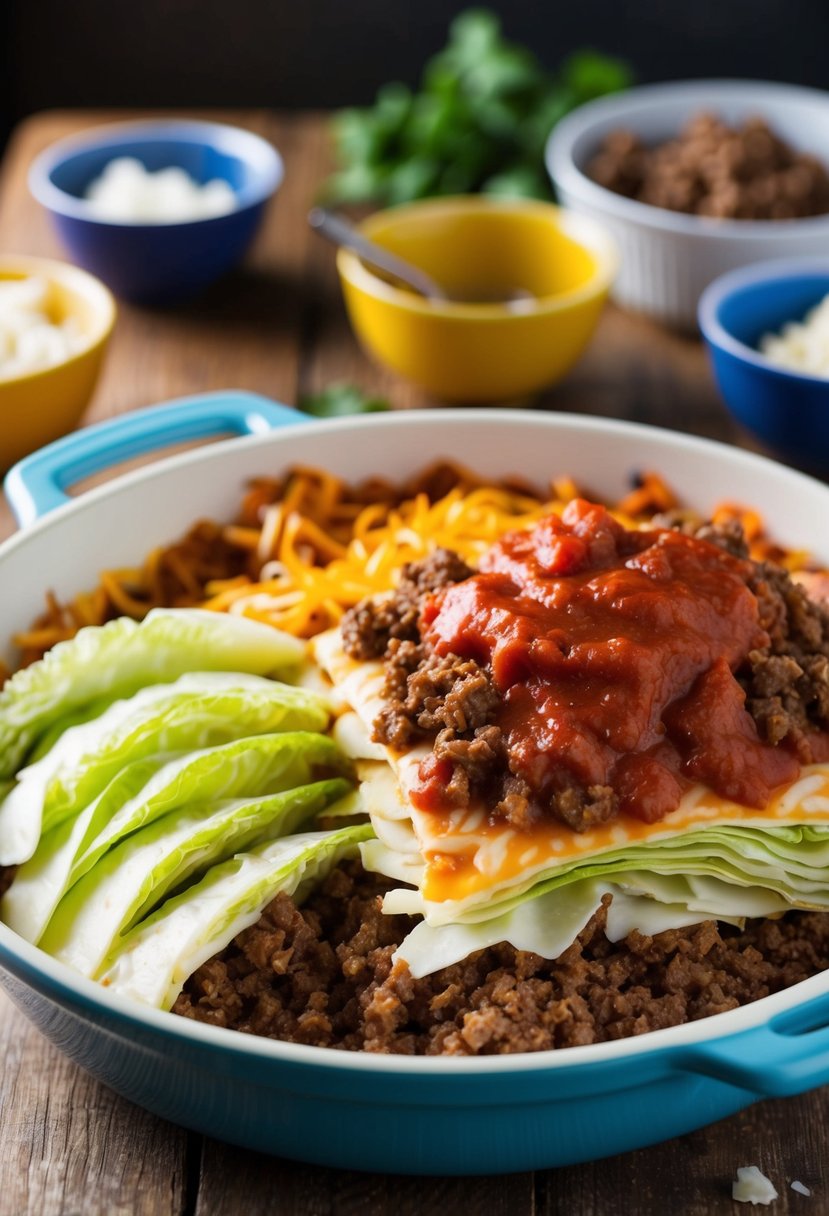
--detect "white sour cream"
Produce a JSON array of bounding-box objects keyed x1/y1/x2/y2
[
  {"x1": 760, "y1": 292, "x2": 829, "y2": 377},
  {"x1": 0, "y1": 277, "x2": 85, "y2": 380},
  {"x1": 84, "y1": 157, "x2": 237, "y2": 224}
]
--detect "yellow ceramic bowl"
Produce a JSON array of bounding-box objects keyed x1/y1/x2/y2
[
  {"x1": 0, "y1": 256, "x2": 116, "y2": 469},
  {"x1": 337, "y1": 197, "x2": 618, "y2": 403}
]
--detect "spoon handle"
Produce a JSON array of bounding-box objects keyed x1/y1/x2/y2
[{"x1": 308, "y1": 208, "x2": 448, "y2": 301}]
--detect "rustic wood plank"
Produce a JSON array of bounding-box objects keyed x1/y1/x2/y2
[
  {"x1": 548, "y1": 305, "x2": 740, "y2": 439},
  {"x1": 538, "y1": 1092, "x2": 827, "y2": 1215},
  {"x1": 194, "y1": 1139, "x2": 535, "y2": 1216},
  {"x1": 0, "y1": 990, "x2": 189, "y2": 1216}
]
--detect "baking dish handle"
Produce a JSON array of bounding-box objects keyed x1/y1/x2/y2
[
  {"x1": 4, "y1": 390, "x2": 303, "y2": 527},
  {"x1": 679, "y1": 989, "x2": 829, "y2": 1097}
]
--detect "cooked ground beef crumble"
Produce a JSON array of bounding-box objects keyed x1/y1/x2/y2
[
  {"x1": 340, "y1": 548, "x2": 474, "y2": 663},
  {"x1": 173, "y1": 860, "x2": 829, "y2": 1054}
]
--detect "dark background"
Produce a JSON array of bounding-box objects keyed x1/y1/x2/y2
[{"x1": 3, "y1": 0, "x2": 828, "y2": 152}]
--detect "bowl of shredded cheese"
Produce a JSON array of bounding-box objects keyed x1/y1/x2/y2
[
  {"x1": 28, "y1": 120, "x2": 283, "y2": 305},
  {"x1": 699, "y1": 257, "x2": 829, "y2": 473},
  {"x1": 0, "y1": 255, "x2": 115, "y2": 469}
]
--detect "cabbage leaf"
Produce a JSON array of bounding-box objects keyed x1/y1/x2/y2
[
  {"x1": 101, "y1": 823, "x2": 374, "y2": 1009},
  {"x1": 423, "y1": 821, "x2": 829, "y2": 926},
  {"x1": 0, "y1": 608, "x2": 306, "y2": 779},
  {"x1": 0, "y1": 672, "x2": 330, "y2": 866},
  {"x1": 391, "y1": 870, "x2": 791, "y2": 978},
  {"x1": 3, "y1": 732, "x2": 349, "y2": 943},
  {"x1": 38, "y1": 778, "x2": 353, "y2": 978},
  {"x1": 364, "y1": 811, "x2": 829, "y2": 977}
]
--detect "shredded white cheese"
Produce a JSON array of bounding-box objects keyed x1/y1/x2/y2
[
  {"x1": 791, "y1": 1179, "x2": 812, "y2": 1197},
  {"x1": 0, "y1": 277, "x2": 85, "y2": 379},
  {"x1": 732, "y1": 1165, "x2": 779, "y2": 1205},
  {"x1": 760, "y1": 293, "x2": 829, "y2": 377},
  {"x1": 85, "y1": 157, "x2": 236, "y2": 223}
]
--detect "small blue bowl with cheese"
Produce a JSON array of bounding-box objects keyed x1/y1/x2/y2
[
  {"x1": 29, "y1": 120, "x2": 284, "y2": 305},
  {"x1": 699, "y1": 258, "x2": 829, "y2": 474}
]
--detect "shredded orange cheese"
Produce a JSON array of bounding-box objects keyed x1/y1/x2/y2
[
  {"x1": 201, "y1": 483, "x2": 562, "y2": 636},
  {"x1": 10, "y1": 463, "x2": 816, "y2": 667}
]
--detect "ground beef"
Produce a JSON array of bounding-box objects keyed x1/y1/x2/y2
[
  {"x1": 743, "y1": 561, "x2": 829, "y2": 758},
  {"x1": 374, "y1": 644, "x2": 500, "y2": 750},
  {"x1": 587, "y1": 113, "x2": 829, "y2": 221},
  {"x1": 372, "y1": 633, "x2": 615, "y2": 831},
  {"x1": 690, "y1": 521, "x2": 829, "y2": 754},
  {"x1": 372, "y1": 639, "x2": 427, "y2": 748},
  {"x1": 173, "y1": 861, "x2": 829, "y2": 1055},
  {"x1": 340, "y1": 593, "x2": 420, "y2": 664},
  {"x1": 341, "y1": 548, "x2": 473, "y2": 661},
  {"x1": 343, "y1": 528, "x2": 829, "y2": 832},
  {"x1": 692, "y1": 518, "x2": 750, "y2": 559},
  {"x1": 551, "y1": 782, "x2": 618, "y2": 833},
  {"x1": 344, "y1": 552, "x2": 625, "y2": 831}
]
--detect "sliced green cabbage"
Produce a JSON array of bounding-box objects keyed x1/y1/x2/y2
[
  {"x1": 607, "y1": 870, "x2": 789, "y2": 922},
  {"x1": 71, "y1": 731, "x2": 348, "y2": 880},
  {"x1": 1, "y1": 753, "x2": 169, "y2": 942},
  {"x1": 0, "y1": 608, "x2": 306, "y2": 779},
  {"x1": 361, "y1": 837, "x2": 424, "y2": 889},
  {"x1": 315, "y1": 789, "x2": 366, "y2": 820},
  {"x1": 26, "y1": 696, "x2": 119, "y2": 764},
  {"x1": 404, "y1": 821, "x2": 829, "y2": 928},
  {"x1": 39, "y1": 777, "x2": 353, "y2": 978},
  {"x1": 363, "y1": 813, "x2": 829, "y2": 977},
  {"x1": 395, "y1": 878, "x2": 609, "y2": 977},
  {"x1": 100, "y1": 823, "x2": 374, "y2": 1009},
  {"x1": 390, "y1": 872, "x2": 790, "y2": 978},
  {"x1": 3, "y1": 732, "x2": 350, "y2": 943},
  {"x1": 0, "y1": 673, "x2": 331, "y2": 866}
]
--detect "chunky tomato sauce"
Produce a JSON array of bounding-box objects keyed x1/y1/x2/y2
[{"x1": 414, "y1": 500, "x2": 800, "y2": 825}]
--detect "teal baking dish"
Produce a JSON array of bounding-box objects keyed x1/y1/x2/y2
[{"x1": 2, "y1": 394, "x2": 829, "y2": 1174}]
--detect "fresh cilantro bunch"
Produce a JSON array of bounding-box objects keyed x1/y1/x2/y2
[{"x1": 325, "y1": 9, "x2": 633, "y2": 206}]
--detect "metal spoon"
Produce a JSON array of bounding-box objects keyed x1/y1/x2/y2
[{"x1": 308, "y1": 207, "x2": 449, "y2": 301}]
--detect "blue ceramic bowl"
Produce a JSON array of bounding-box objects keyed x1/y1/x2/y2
[
  {"x1": 699, "y1": 259, "x2": 829, "y2": 473},
  {"x1": 28, "y1": 120, "x2": 283, "y2": 305}
]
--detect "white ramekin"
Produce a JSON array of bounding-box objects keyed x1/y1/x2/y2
[{"x1": 547, "y1": 80, "x2": 829, "y2": 328}]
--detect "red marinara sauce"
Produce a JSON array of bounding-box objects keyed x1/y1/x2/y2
[{"x1": 414, "y1": 500, "x2": 800, "y2": 825}]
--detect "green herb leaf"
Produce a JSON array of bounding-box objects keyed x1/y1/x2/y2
[
  {"x1": 559, "y1": 49, "x2": 634, "y2": 103},
  {"x1": 325, "y1": 8, "x2": 634, "y2": 207},
  {"x1": 299, "y1": 384, "x2": 392, "y2": 419},
  {"x1": 482, "y1": 165, "x2": 551, "y2": 200}
]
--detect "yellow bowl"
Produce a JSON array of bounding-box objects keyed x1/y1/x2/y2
[
  {"x1": 336, "y1": 197, "x2": 618, "y2": 403},
  {"x1": 0, "y1": 256, "x2": 116, "y2": 469}
]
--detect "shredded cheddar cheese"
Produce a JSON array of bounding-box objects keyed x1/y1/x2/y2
[
  {"x1": 10, "y1": 463, "x2": 818, "y2": 668},
  {"x1": 201, "y1": 484, "x2": 560, "y2": 636}
]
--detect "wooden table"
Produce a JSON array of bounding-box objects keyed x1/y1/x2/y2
[{"x1": 0, "y1": 110, "x2": 825, "y2": 1216}]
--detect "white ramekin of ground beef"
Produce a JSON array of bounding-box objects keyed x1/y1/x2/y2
[
  {"x1": 547, "y1": 79, "x2": 829, "y2": 329},
  {"x1": 3, "y1": 400, "x2": 829, "y2": 1174}
]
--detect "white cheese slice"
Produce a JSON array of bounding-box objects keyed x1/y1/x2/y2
[{"x1": 732, "y1": 1166, "x2": 779, "y2": 1205}]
